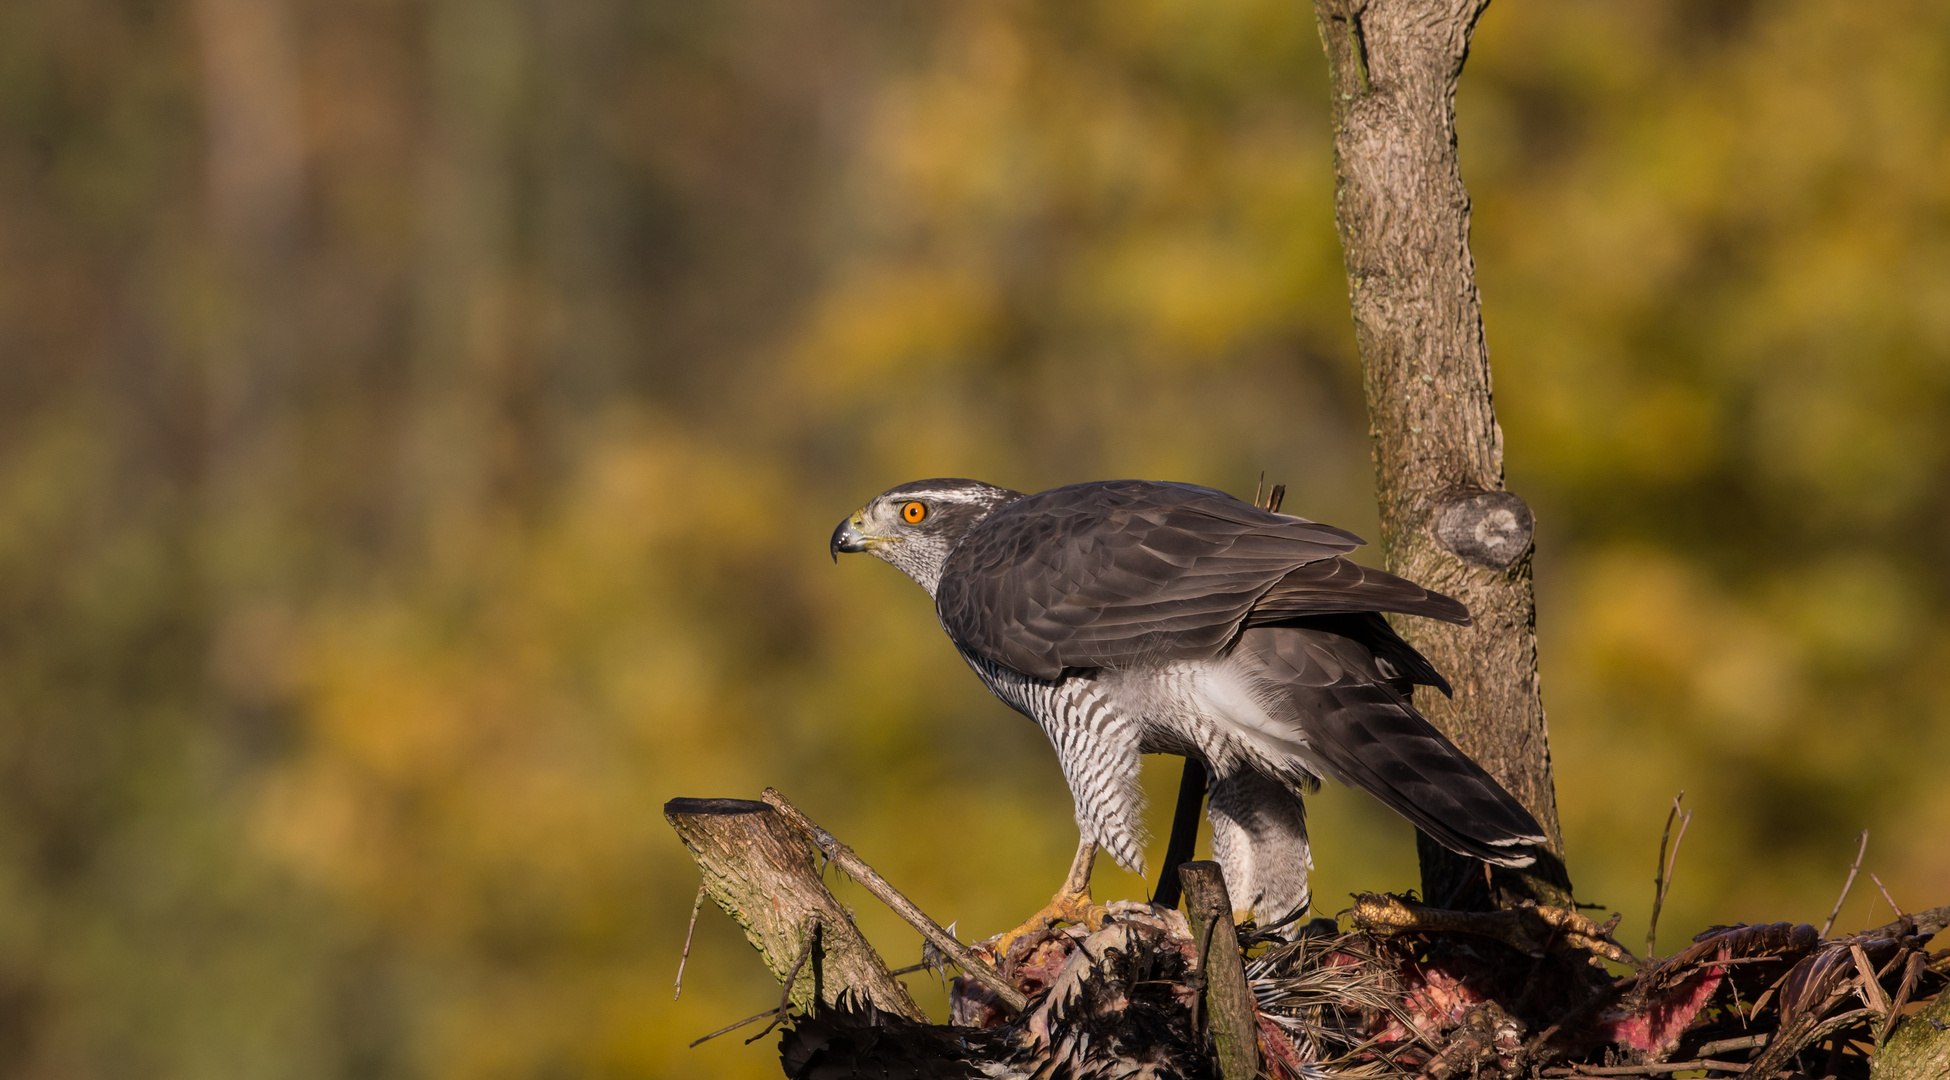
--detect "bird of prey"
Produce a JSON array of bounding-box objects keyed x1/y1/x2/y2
[{"x1": 831, "y1": 478, "x2": 1546, "y2": 941}]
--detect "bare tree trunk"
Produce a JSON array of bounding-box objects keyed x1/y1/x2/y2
[{"x1": 1309, "y1": 0, "x2": 1570, "y2": 908}]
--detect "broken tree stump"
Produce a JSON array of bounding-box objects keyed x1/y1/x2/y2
[
  {"x1": 663, "y1": 797, "x2": 922, "y2": 1020},
  {"x1": 760, "y1": 788, "x2": 1028, "y2": 1014},
  {"x1": 1179, "y1": 861, "x2": 1260, "y2": 1080}
]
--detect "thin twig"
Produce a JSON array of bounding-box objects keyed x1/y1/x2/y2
[
  {"x1": 747, "y1": 914, "x2": 821, "y2": 1044},
  {"x1": 1646, "y1": 792, "x2": 1691, "y2": 958},
  {"x1": 1660, "y1": 805, "x2": 1691, "y2": 927},
  {"x1": 1695, "y1": 1033, "x2": 1768, "y2": 1056},
  {"x1": 760, "y1": 788, "x2": 1029, "y2": 1013},
  {"x1": 688, "y1": 913, "x2": 825, "y2": 1049},
  {"x1": 687, "y1": 1007, "x2": 776, "y2": 1048},
  {"x1": 674, "y1": 881, "x2": 706, "y2": 1000},
  {"x1": 1869, "y1": 872, "x2": 1905, "y2": 919},
  {"x1": 1820, "y1": 830, "x2": 1869, "y2": 937}
]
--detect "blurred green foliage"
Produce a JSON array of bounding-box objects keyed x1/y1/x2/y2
[{"x1": 0, "y1": 0, "x2": 1946, "y2": 1076}]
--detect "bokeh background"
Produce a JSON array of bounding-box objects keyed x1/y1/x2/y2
[{"x1": 3, "y1": 0, "x2": 1948, "y2": 1076}]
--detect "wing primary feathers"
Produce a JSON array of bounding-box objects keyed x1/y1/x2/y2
[
  {"x1": 1234, "y1": 627, "x2": 1548, "y2": 866},
  {"x1": 1244, "y1": 558, "x2": 1471, "y2": 626}
]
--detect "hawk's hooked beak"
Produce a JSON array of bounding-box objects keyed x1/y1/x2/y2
[{"x1": 830, "y1": 514, "x2": 870, "y2": 562}]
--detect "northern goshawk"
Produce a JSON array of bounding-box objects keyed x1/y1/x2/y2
[{"x1": 831, "y1": 479, "x2": 1545, "y2": 939}]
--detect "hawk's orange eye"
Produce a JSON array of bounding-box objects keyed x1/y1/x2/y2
[{"x1": 901, "y1": 501, "x2": 927, "y2": 524}]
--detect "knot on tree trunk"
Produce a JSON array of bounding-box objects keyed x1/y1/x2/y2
[{"x1": 1433, "y1": 490, "x2": 1534, "y2": 570}]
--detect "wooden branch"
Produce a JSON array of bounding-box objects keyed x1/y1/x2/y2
[
  {"x1": 1871, "y1": 872, "x2": 1906, "y2": 919},
  {"x1": 759, "y1": 788, "x2": 1029, "y2": 1014},
  {"x1": 1694, "y1": 1033, "x2": 1768, "y2": 1056},
  {"x1": 1746, "y1": 1006, "x2": 1877, "y2": 1078},
  {"x1": 663, "y1": 798, "x2": 923, "y2": 1020},
  {"x1": 1179, "y1": 861, "x2": 1260, "y2": 1080},
  {"x1": 1646, "y1": 792, "x2": 1691, "y2": 958},
  {"x1": 674, "y1": 882, "x2": 705, "y2": 999},
  {"x1": 1821, "y1": 829, "x2": 1869, "y2": 937},
  {"x1": 1864, "y1": 903, "x2": 1950, "y2": 942},
  {"x1": 1310, "y1": 0, "x2": 1569, "y2": 910}
]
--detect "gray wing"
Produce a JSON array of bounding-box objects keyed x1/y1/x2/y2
[
  {"x1": 1234, "y1": 626, "x2": 1548, "y2": 863},
  {"x1": 935, "y1": 480, "x2": 1468, "y2": 680},
  {"x1": 1244, "y1": 557, "x2": 1468, "y2": 626}
]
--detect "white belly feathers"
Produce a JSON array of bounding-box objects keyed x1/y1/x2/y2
[{"x1": 1104, "y1": 658, "x2": 1333, "y2": 785}]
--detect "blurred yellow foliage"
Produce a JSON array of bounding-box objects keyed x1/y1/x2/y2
[{"x1": 0, "y1": 0, "x2": 1947, "y2": 1077}]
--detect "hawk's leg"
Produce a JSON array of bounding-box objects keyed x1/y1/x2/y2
[
  {"x1": 983, "y1": 837, "x2": 1108, "y2": 960},
  {"x1": 1207, "y1": 768, "x2": 1313, "y2": 934},
  {"x1": 981, "y1": 675, "x2": 1135, "y2": 957},
  {"x1": 1054, "y1": 834, "x2": 1100, "y2": 916}
]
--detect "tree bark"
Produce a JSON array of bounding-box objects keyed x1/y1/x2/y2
[
  {"x1": 758, "y1": 788, "x2": 1028, "y2": 1013},
  {"x1": 1872, "y1": 988, "x2": 1950, "y2": 1080},
  {"x1": 1179, "y1": 862, "x2": 1261, "y2": 1080},
  {"x1": 1310, "y1": 0, "x2": 1570, "y2": 908},
  {"x1": 663, "y1": 798, "x2": 924, "y2": 1019}
]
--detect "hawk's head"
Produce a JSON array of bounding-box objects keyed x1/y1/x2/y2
[{"x1": 832, "y1": 478, "x2": 1023, "y2": 596}]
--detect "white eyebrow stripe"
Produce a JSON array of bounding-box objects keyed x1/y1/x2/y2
[{"x1": 888, "y1": 489, "x2": 987, "y2": 502}]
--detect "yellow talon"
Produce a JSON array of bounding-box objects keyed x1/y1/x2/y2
[{"x1": 984, "y1": 838, "x2": 1108, "y2": 961}]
